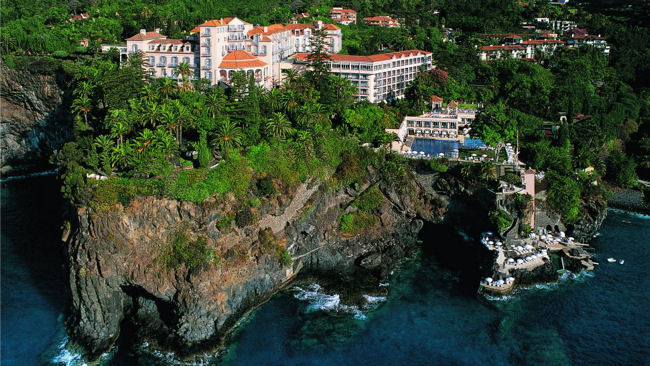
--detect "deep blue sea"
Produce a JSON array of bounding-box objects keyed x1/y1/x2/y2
[{"x1": 2, "y1": 176, "x2": 649, "y2": 365}]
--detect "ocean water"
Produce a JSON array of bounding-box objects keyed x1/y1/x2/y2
[{"x1": 1, "y1": 177, "x2": 649, "y2": 365}]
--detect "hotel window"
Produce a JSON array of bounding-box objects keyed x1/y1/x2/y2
[
  {"x1": 442, "y1": 122, "x2": 448, "y2": 129},
  {"x1": 407, "y1": 121, "x2": 414, "y2": 127},
  {"x1": 159, "y1": 56, "x2": 166, "y2": 66},
  {"x1": 204, "y1": 28, "x2": 211, "y2": 36},
  {"x1": 149, "y1": 69, "x2": 155, "y2": 76},
  {"x1": 162, "y1": 69, "x2": 167, "y2": 77},
  {"x1": 148, "y1": 56, "x2": 155, "y2": 66},
  {"x1": 424, "y1": 122, "x2": 431, "y2": 128},
  {"x1": 161, "y1": 46, "x2": 166, "y2": 51},
  {"x1": 131, "y1": 44, "x2": 138, "y2": 52},
  {"x1": 206, "y1": 71, "x2": 213, "y2": 81},
  {"x1": 450, "y1": 123, "x2": 456, "y2": 129},
  {"x1": 185, "y1": 46, "x2": 190, "y2": 52},
  {"x1": 171, "y1": 56, "x2": 178, "y2": 66},
  {"x1": 149, "y1": 45, "x2": 155, "y2": 51},
  {"x1": 433, "y1": 122, "x2": 440, "y2": 128},
  {"x1": 182, "y1": 57, "x2": 190, "y2": 64},
  {"x1": 205, "y1": 59, "x2": 211, "y2": 68}
]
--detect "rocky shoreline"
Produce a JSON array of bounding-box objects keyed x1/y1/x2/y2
[{"x1": 607, "y1": 188, "x2": 650, "y2": 215}]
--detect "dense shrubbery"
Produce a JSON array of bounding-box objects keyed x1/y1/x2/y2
[
  {"x1": 157, "y1": 225, "x2": 217, "y2": 270},
  {"x1": 490, "y1": 209, "x2": 513, "y2": 233},
  {"x1": 339, "y1": 212, "x2": 378, "y2": 235},
  {"x1": 352, "y1": 186, "x2": 384, "y2": 212},
  {"x1": 546, "y1": 171, "x2": 582, "y2": 223}
]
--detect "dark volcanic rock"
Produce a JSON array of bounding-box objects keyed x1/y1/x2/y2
[
  {"x1": 0, "y1": 63, "x2": 73, "y2": 175},
  {"x1": 66, "y1": 176, "x2": 442, "y2": 359}
]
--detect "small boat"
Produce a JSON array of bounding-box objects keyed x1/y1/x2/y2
[
  {"x1": 619, "y1": 259, "x2": 625, "y2": 265},
  {"x1": 607, "y1": 258, "x2": 616, "y2": 263}
]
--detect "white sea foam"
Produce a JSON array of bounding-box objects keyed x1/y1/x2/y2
[
  {"x1": 293, "y1": 283, "x2": 386, "y2": 320},
  {"x1": 609, "y1": 208, "x2": 650, "y2": 220},
  {"x1": 0, "y1": 169, "x2": 58, "y2": 183}
]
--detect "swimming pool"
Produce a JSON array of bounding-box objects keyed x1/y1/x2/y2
[{"x1": 411, "y1": 139, "x2": 459, "y2": 157}]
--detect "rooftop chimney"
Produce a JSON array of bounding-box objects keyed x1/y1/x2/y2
[
  {"x1": 264, "y1": 26, "x2": 268, "y2": 32},
  {"x1": 154, "y1": 28, "x2": 161, "y2": 33},
  {"x1": 140, "y1": 29, "x2": 146, "y2": 34}
]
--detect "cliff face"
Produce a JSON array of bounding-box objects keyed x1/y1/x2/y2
[
  {"x1": 0, "y1": 63, "x2": 72, "y2": 175},
  {"x1": 66, "y1": 174, "x2": 442, "y2": 359}
]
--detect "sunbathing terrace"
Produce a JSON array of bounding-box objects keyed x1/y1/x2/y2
[{"x1": 479, "y1": 231, "x2": 596, "y2": 296}]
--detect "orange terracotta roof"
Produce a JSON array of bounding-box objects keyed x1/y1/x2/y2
[
  {"x1": 190, "y1": 17, "x2": 250, "y2": 33},
  {"x1": 126, "y1": 31, "x2": 166, "y2": 41},
  {"x1": 219, "y1": 50, "x2": 267, "y2": 69},
  {"x1": 447, "y1": 100, "x2": 459, "y2": 107},
  {"x1": 505, "y1": 34, "x2": 522, "y2": 38},
  {"x1": 291, "y1": 49, "x2": 431, "y2": 63},
  {"x1": 431, "y1": 95, "x2": 443, "y2": 102},
  {"x1": 324, "y1": 23, "x2": 340, "y2": 31},
  {"x1": 249, "y1": 24, "x2": 287, "y2": 35},
  {"x1": 285, "y1": 23, "x2": 315, "y2": 30}
]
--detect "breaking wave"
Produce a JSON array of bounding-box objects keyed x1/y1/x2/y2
[{"x1": 293, "y1": 284, "x2": 387, "y2": 320}]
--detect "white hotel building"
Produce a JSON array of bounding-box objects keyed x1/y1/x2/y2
[
  {"x1": 290, "y1": 50, "x2": 433, "y2": 102},
  {"x1": 120, "y1": 17, "x2": 342, "y2": 88}
]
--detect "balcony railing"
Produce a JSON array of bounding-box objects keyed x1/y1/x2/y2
[
  {"x1": 157, "y1": 63, "x2": 167, "y2": 67},
  {"x1": 201, "y1": 65, "x2": 211, "y2": 70}
]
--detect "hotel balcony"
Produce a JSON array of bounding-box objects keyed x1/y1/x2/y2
[
  {"x1": 201, "y1": 65, "x2": 212, "y2": 70},
  {"x1": 157, "y1": 63, "x2": 167, "y2": 67}
]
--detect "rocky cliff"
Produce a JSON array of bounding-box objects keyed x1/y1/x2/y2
[
  {"x1": 0, "y1": 63, "x2": 73, "y2": 175},
  {"x1": 65, "y1": 166, "x2": 609, "y2": 360},
  {"x1": 65, "y1": 170, "x2": 446, "y2": 359}
]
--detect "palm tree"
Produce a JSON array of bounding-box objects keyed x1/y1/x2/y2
[
  {"x1": 296, "y1": 130, "x2": 314, "y2": 159},
  {"x1": 480, "y1": 161, "x2": 498, "y2": 181},
  {"x1": 265, "y1": 112, "x2": 293, "y2": 140},
  {"x1": 211, "y1": 119, "x2": 243, "y2": 153},
  {"x1": 206, "y1": 89, "x2": 226, "y2": 119},
  {"x1": 282, "y1": 69, "x2": 299, "y2": 84},
  {"x1": 177, "y1": 62, "x2": 193, "y2": 92},
  {"x1": 110, "y1": 143, "x2": 133, "y2": 169},
  {"x1": 159, "y1": 103, "x2": 177, "y2": 136},
  {"x1": 74, "y1": 81, "x2": 93, "y2": 98},
  {"x1": 142, "y1": 100, "x2": 160, "y2": 128},
  {"x1": 172, "y1": 100, "x2": 193, "y2": 144},
  {"x1": 93, "y1": 134, "x2": 114, "y2": 174},
  {"x1": 159, "y1": 77, "x2": 177, "y2": 99},
  {"x1": 153, "y1": 128, "x2": 178, "y2": 157},
  {"x1": 72, "y1": 96, "x2": 92, "y2": 125},
  {"x1": 281, "y1": 89, "x2": 300, "y2": 115},
  {"x1": 265, "y1": 88, "x2": 282, "y2": 112},
  {"x1": 106, "y1": 109, "x2": 130, "y2": 146},
  {"x1": 142, "y1": 84, "x2": 156, "y2": 101}
]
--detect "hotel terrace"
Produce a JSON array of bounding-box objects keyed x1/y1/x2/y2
[
  {"x1": 290, "y1": 50, "x2": 433, "y2": 102},
  {"x1": 363, "y1": 16, "x2": 400, "y2": 28},
  {"x1": 116, "y1": 17, "x2": 342, "y2": 88},
  {"x1": 388, "y1": 96, "x2": 477, "y2": 148}
]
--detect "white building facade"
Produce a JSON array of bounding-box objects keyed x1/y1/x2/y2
[
  {"x1": 121, "y1": 17, "x2": 342, "y2": 88},
  {"x1": 291, "y1": 50, "x2": 433, "y2": 102}
]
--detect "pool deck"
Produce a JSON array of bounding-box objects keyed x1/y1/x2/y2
[{"x1": 479, "y1": 233, "x2": 596, "y2": 296}]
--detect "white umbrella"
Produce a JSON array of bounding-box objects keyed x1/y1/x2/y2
[
  {"x1": 517, "y1": 259, "x2": 524, "y2": 264},
  {"x1": 485, "y1": 277, "x2": 493, "y2": 283}
]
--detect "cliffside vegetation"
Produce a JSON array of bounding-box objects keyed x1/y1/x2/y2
[{"x1": 3, "y1": 0, "x2": 648, "y2": 220}]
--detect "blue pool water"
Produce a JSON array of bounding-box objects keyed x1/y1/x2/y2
[
  {"x1": 2, "y1": 177, "x2": 650, "y2": 365},
  {"x1": 411, "y1": 138, "x2": 459, "y2": 156}
]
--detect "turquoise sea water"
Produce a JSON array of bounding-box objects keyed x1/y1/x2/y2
[{"x1": 2, "y1": 176, "x2": 649, "y2": 365}]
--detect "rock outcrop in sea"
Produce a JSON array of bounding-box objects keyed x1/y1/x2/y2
[{"x1": 0, "y1": 62, "x2": 73, "y2": 175}]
